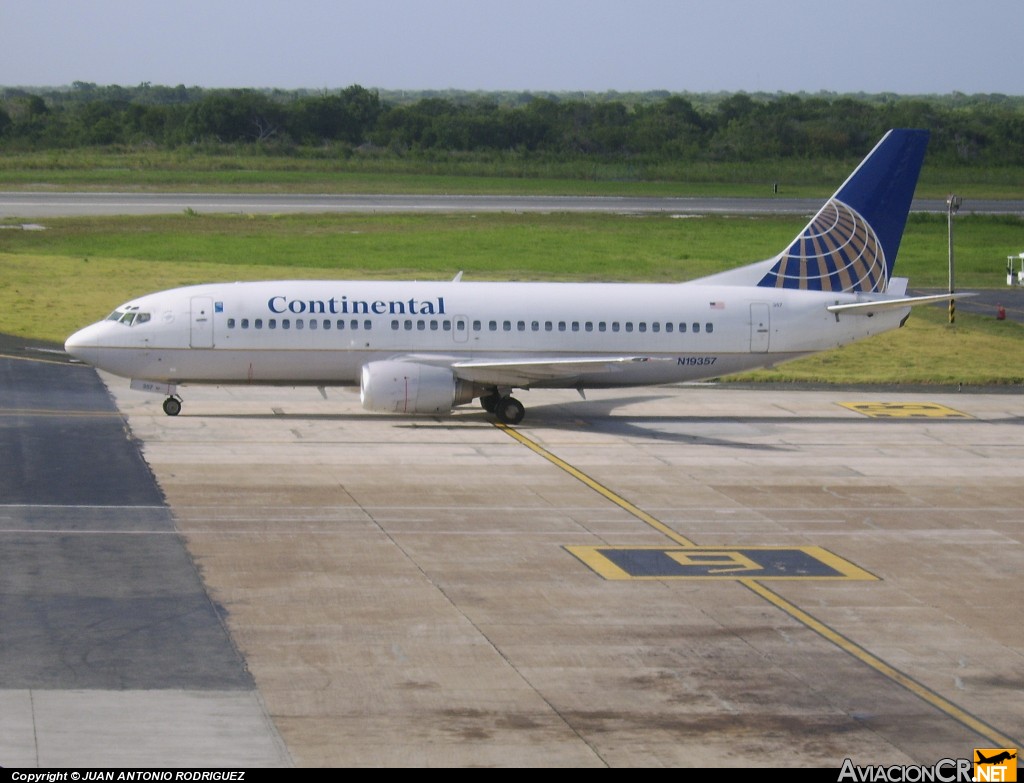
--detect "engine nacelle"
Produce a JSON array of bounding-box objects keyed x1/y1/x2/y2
[{"x1": 360, "y1": 360, "x2": 480, "y2": 415}]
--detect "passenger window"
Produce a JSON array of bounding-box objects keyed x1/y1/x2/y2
[
  {"x1": 571, "y1": 322, "x2": 579, "y2": 332},
  {"x1": 337, "y1": 320, "x2": 345, "y2": 330},
  {"x1": 544, "y1": 322, "x2": 553, "y2": 332},
  {"x1": 693, "y1": 323, "x2": 700, "y2": 333},
  {"x1": 517, "y1": 321, "x2": 526, "y2": 331},
  {"x1": 706, "y1": 323, "x2": 714, "y2": 333},
  {"x1": 255, "y1": 319, "x2": 263, "y2": 329},
  {"x1": 652, "y1": 322, "x2": 660, "y2": 333},
  {"x1": 227, "y1": 318, "x2": 236, "y2": 329},
  {"x1": 638, "y1": 323, "x2": 647, "y2": 333},
  {"x1": 417, "y1": 320, "x2": 426, "y2": 331},
  {"x1": 503, "y1": 321, "x2": 512, "y2": 332},
  {"x1": 489, "y1": 321, "x2": 497, "y2": 331},
  {"x1": 309, "y1": 319, "x2": 317, "y2": 330},
  {"x1": 666, "y1": 323, "x2": 673, "y2": 333},
  {"x1": 679, "y1": 323, "x2": 687, "y2": 333},
  {"x1": 363, "y1": 320, "x2": 371, "y2": 330},
  {"x1": 472, "y1": 320, "x2": 481, "y2": 331},
  {"x1": 558, "y1": 322, "x2": 566, "y2": 332},
  {"x1": 269, "y1": 319, "x2": 277, "y2": 329},
  {"x1": 612, "y1": 322, "x2": 620, "y2": 332},
  {"x1": 283, "y1": 320, "x2": 291, "y2": 330},
  {"x1": 625, "y1": 322, "x2": 634, "y2": 333}
]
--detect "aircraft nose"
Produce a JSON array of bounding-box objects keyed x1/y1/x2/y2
[{"x1": 64, "y1": 325, "x2": 96, "y2": 361}]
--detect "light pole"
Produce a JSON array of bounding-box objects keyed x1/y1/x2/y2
[{"x1": 947, "y1": 194, "x2": 961, "y2": 324}]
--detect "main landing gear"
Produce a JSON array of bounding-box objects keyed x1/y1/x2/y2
[
  {"x1": 162, "y1": 395, "x2": 183, "y2": 416},
  {"x1": 479, "y1": 391, "x2": 525, "y2": 425}
]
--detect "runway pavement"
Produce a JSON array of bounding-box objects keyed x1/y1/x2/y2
[
  {"x1": 0, "y1": 354, "x2": 290, "y2": 767},
  {"x1": 1, "y1": 191, "x2": 1022, "y2": 219},
  {"x1": 5, "y1": 349, "x2": 1019, "y2": 767}
]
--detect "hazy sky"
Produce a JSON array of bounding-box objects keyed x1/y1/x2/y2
[{"x1": 2, "y1": 0, "x2": 1020, "y2": 95}]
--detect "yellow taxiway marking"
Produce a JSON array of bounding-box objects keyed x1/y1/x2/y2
[
  {"x1": 567, "y1": 545, "x2": 877, "y2": 581},
  {"x1": 0, "y1": 352, "x2": 80, "y2": 366},
  {"x1": 839, "y1": 401, "x2": 973, "y2": 418},
  {"x1": 744, "y1": 579, "x2": 1017, "y2": 748},
  {"x1": 494, "y1": 421, "x2": 1018, "y2": 748},
  {"x1": 495, "y1": 422, "x2": 695, "y2": 546},
  {"x1": 0, "y1": 409, "x2": 122, "y2": 418}
]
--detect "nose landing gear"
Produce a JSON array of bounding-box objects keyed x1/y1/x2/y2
[{"x1": 162, "y1": 395, "x2": 183, "y2": 416}]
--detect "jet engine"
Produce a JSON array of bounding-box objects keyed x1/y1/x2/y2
[{"x1": 360, "y1": 360, "x2": 482, "y2": 415}]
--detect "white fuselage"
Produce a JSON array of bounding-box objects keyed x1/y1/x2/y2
[{"x1": 64, "y1": 279, "x2": 908, "y2": 390}]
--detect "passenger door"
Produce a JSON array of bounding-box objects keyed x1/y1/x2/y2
[{"x1": 190, "y1": 297, "x2": 215, "y2": 348}]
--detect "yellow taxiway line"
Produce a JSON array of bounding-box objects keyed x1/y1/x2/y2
[{"x1": 494, "y1": 421, "x2": 1019, "y2": 749}]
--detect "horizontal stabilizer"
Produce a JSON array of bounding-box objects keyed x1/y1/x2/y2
[{"x1": 826, "y1": 292, "x2": 975, "y2": 316}]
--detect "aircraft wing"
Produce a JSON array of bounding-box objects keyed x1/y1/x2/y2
[{"x1": 451, "y1": 355, "x2": 657, "y2": 386}]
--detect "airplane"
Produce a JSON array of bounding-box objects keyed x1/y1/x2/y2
[
  {"x1": 976, "y1": 751, "x2": 1016, "y2": 765},
  {"x1": 65, "y1": 128, "x2": 961, "y2": 425}
]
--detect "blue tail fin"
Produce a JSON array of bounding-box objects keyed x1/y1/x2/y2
[{"x1": 756, "y1": 129, "x2": 929, "y2": 293}]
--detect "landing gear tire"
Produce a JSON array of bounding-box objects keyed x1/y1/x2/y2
[
  {"x1": 495, "y1": 396, "x2": 525, "y2": 425},
  {"x1": 480, "y1": 392, "x2": 500, "y2": 413},
  {"x1": 162, "y1": 396, "x2": 182, "y2": 416}
]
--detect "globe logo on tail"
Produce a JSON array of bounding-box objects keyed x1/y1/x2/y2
[{"x1": 758, "y1": 198, "x2": 887, "y2": 294}]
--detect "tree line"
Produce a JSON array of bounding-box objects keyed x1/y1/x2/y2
[{"x1": 2, "y1": 82, "x2": 1023, "y2": 165}]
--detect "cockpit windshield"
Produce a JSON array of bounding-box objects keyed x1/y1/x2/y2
[{"x1": 105, "y1": 306, "x2": 151, "y2": 326}]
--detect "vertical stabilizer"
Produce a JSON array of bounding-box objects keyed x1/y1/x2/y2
[{"x1": 756, "y1": 129, "x2": 929, "y2": 293}]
